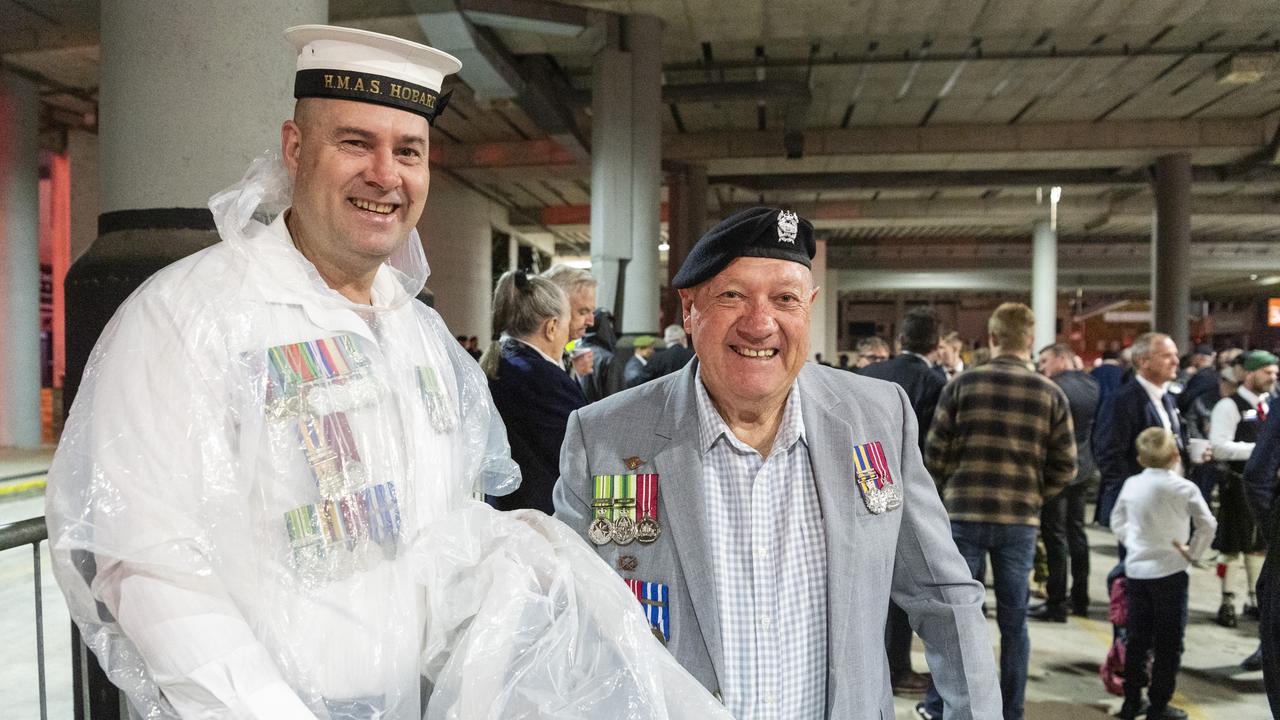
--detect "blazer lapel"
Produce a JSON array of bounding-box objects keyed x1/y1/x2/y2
[
  {"x1": 652, "y1": 360, "x2": 726, "y2": 683},
  {"x1": 798, "y1": 368, "x2": 859, "y2": 714}
]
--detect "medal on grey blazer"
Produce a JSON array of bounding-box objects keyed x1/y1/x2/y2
[
  {"x1": 884, "y1": 483, "x2": 903, "y2": 510},
  {"x1": 589, "y1": 475, "x2": 614, "y2": 545},
  {"x1": 612, "y1": 514, "x2": 638, "y2": 545},
  {"x1": 624, "y1": 455, "x2": 645, "y2": 470},
  {"x1": 855, "y1": 468, "x2": 884, "y2": 514},
  {"x1": 625, "y1": 578, "x2": 670, "y2": 644},
  {"x1": 853, "y1": 440, "x2": 897, "y2": 515},
  {"x1": 589, "y1": 515, "x2": 614, "y2": 545},
  {"x1": 611, "y1": 474, "x2": 638, "y2": 545},
  {"x1": 635, "y1": 473, "x2": 661, "y2": 543}
]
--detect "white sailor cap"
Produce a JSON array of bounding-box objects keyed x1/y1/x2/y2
[{"x1": 285, "y1": 24, "x2": 462, "y2": 124}]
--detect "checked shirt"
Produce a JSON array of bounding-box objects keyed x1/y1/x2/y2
[
  {"x1": 695, "y1": 369, "x2": 827, "y2": 719},
  {"x1": 925, "y1": 354, "x2": 1076, "y2": 526}
]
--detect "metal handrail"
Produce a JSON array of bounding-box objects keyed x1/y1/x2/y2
[{"x1": 1, "y1": 516, "x2": 50, "y2": 720}]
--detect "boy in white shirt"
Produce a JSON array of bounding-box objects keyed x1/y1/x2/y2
[{"x1": 1111, "y1": 427, "x2": 1217, "y2": 720}]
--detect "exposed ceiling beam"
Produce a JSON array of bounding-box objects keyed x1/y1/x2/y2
[
  {"x1": 832, "y1": 242, "x2": 1280, "y2": 275},
  {"x1": 710, "y1": 166, "x2": 1280, "y2": 191},
  {"x1": 669, "y1": 118, "x2": 1274, "y2": 163},
  {"x1": 513, "y1": 196, "x2": 1280, "y2": 228},
  {"x1": 430, "y1": 117, "x2": 1275, "y2": 170},
  {"x1": 651, "y1": 42, "x2": 1280, "y2": 74}
]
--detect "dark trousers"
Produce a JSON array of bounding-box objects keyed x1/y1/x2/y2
[
  {"x1": 1124, "y1": 572, "x2": 1189, "y2": 712},
  {"x1": 1261, "y1": 510, "x2": 1280, "y2": 717},
  {"x1": 1041, "y1": 483, "x2": 1090, "y2": 611},
  {"x1": 886, "y1": 600, "x2": 913, "y2": 675}
]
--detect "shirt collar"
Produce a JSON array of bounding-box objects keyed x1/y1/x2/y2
[
  {"x1": 505, "y1": 335, "x2": 563, "y2": 368},
  {"x1": 694, "y1": 365, "x2": 806, "y2": 456},
  {"x1": 1135, "y1": 373, "x2": 1168, "y2": 404},
  {"x1": 1237, "y1": 385, "x2": 1264, "y2": 406}
]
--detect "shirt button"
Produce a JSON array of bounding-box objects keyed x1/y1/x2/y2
[
  {"x1": 764, "y1": 693, "x2": 776, "y2": 704},
  {"x1": 761, "y1": 616, "x2": 773, "y2": 629},
  {"x1": 754, "y1": 545, "x2": 767, "y2": 557}
]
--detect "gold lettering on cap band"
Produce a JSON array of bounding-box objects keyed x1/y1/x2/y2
[{"x1": 296, "y1": 69, "x2": 449, "y2": 122}]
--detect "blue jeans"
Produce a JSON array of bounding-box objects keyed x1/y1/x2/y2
[{"x1": 923, "y1": 521, "x2": 1037, "y2": 720}]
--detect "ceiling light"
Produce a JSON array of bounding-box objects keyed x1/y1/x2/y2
[
  {"x1": 658, "y1": 242, "x2": 670, "y2": 252},
  {"x1": 1250, "y1": 273, "x2": 1260, "y2": 281},
  {"x1": 1215, "y1": 54, "x2": 1276, "y2": 84}
]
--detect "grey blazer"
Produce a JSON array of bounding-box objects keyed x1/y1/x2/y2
[{"x1": 553, "y1": 360, "x2": 1000, "y2": 719}]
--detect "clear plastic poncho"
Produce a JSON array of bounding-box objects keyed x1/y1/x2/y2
[{"x1": 46, "y1": 153, "x2": 731, "y2": 720}]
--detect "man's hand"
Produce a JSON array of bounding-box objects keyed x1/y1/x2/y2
[
  {"x1": 570, "y1": 349, "x2": 594, "y2": 376},
  {"x1": 1172, "y1": 539, "x2": 1194, "y2": 563}
]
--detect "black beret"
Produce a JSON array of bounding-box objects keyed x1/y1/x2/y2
[{"x1": 671, "y1": 207, "x2": 815, "y2": 289}]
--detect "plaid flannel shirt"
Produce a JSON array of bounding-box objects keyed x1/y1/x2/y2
[{"x1": 924, "y1": 355, "x2": 1076, "y2": 526}]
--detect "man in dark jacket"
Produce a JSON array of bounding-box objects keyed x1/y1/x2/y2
[
  {"x1": 858, "y1": 307, "x2": 946, "y2": 696},
  {"x1": 1245, "y1": 405, "x2": 1280, "y2": 714},
  {"x1": 644, "y1": 324, "x2": 696, "y2": 381},
  {"x1": 576, "y1": 308, "x2": 625, "y2": 402},
  {"x1": 1031, "y1": 343, "x2": 1100, "y2": 620},
  {"x1": 1094, "y1": 333, "x2": 1186, "y2": 527}
]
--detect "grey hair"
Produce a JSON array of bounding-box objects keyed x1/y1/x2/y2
[
  {"x1": 1039, "y1": 342, "x2": 1075, "y2": 359},
  {"x1": 663, "y1": 324, "x2": 686, "y2": 345},
  {"x1": 542, "y1": 263, "x2": 598, "y2": 297},
  {"x1": 1130, "y1": 332, "x2": 1170, "y2": 363}
]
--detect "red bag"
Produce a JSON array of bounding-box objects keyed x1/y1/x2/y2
[
  {"x1": 1100, "y1": 638, "x2": 1127, "y2": 696},
  {"x1": 1109, "y1": 575, "x2": 1127, "y2": 627}
]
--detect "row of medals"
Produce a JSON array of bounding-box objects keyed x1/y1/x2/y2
[
  {"x1": 588, "y1": 497, "x2": 661, "y2": 546},
  {"x1": 860, "y1": 470, "x2": 903, "y2": 515}
]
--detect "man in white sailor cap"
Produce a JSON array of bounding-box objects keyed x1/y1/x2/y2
[{"x1": 46, "y1": 26, "x2": 520, "y2": 719}]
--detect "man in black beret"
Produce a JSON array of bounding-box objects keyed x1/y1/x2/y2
[{"x1": 553, "y1": 207, "x2": 999, "y2": 718}]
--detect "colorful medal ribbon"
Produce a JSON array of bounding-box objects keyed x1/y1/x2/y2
[
  {"x1": 588, "y1": 474, "x2": 615, "y2": 545},
  {"x1": 283, "y1": 480, "x2": 401, "y2": 587},
  {"x1": 265, "y1": 335, "x2": 373, "y2": 420},
  {"x1": 625, "y1": 578, "x2": 670, "y2": 643},
  {"x1": 853, "y1": 441, "x2": 900, "y2": 513},
  {"x1": 635, "y1": 473, "x2": 661, "y2": 543},
  {"x1": 416, "y1": 365, "x2": 457, "y2": 433},
  {"x1": 611, "y1": 473, "x2": 638, "y2": 545}
]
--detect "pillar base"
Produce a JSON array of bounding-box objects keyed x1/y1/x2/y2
[{"x1": 64, "y1": 209, "x2": 218, "y2": 409}]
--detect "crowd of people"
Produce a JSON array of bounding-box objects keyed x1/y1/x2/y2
[
  {"x1": 815, "y1": 316, "x2": 1278, "y2": 719},
  {"x1": 42, "y1": 20, "x2": 1280, "y2": 720}
]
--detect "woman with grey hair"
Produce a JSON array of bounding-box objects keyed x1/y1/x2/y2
[{"x1": 482, "y1": 270, "x2": 587, "y2": 514}]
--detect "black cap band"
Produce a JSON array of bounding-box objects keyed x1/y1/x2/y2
[{"x1": 294, "y1": 68, "x2": 452, "y2": 123}]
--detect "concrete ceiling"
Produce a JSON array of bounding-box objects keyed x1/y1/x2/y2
[{"x1": 4, "y1": 0, "x2": 1280, "y2": 293}]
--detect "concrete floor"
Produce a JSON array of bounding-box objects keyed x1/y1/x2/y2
[{"x1": 0, "y1": 447, "x2": 1270, "y2": 719}]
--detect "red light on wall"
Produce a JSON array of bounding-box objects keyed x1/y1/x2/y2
[{"x1": 1269, "y1": 298, "x2": 1280, "y2": 328}]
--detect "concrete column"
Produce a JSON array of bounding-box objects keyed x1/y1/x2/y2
[
  {"x1": 1032, "y1": 218, "x2": 1058, "y2": 352},
  {"x1": 67, "y1": 0, "x2": 327, "y2": 407},
  {"x1": 0, "y1": 71, "x2": 42, "y2": 447},
  {"x1": 809, "y1": 238, "x2": 829, "y2": 362},
  {"x1": 590, "y1": 14, "x2": 663, "y2": 334},
  {"x1": 100, "y1": 0, "x2": 326, "y2": 212},
  {"x1": 623, "y1": 14, "x2": 663, "y2": 335},
  {"x1": 663, "y1": 163, "x2": 707, "y2": 328},
  {"x1": 420, "y1": 175, "x2": 497, "y2": 344},
  {"x1": 590, "y1": 45, "x2": 631, "y2": 318},
  {"x1": 1152, "y1": 153, "x2": 1192, "y2": 351}
]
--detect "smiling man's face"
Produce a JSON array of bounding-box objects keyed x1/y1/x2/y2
[
  {"x1": 680, "y1": 257, "x2": 817, "y2": 414},
  {"x1": 282, "y1": 98, "x2": 430, "y2": 275}
]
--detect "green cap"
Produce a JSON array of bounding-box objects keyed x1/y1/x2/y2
[{"x1": 1242, "y1": 350, "x2": 1279, "y2": 372}]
